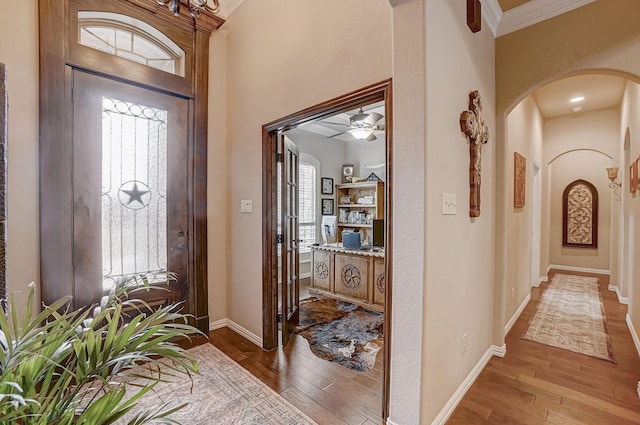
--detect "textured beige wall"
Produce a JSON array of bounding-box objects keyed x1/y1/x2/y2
[
  {"x1": 544, "y1": 109, "x2": 618, "y2": 272},
  {"x1": 387, "y1": 0, "x2": 426, "y2": 421},
  {"x1": 207, "y1": 27, "x2": 229, "y2": 322},
  {"x1": 504, "y1": 96, "x2": 543, "y2": 327},
  {"x1": 0, "y1": 2, "x2": 40, "y2": 309},
  {"x1": 421, "y1": 0, "x2": 496, "y2": 422}
]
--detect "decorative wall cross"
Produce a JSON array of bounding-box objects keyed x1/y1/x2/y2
[{"x1": 460, "y1": 90, "x2": 488, "y2": 218}]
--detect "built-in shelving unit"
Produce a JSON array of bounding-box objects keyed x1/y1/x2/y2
[{"x1": 335, "y1": 181, "x2": 384, "y2": 243}]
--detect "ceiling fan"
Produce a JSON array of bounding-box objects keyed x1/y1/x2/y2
[{"x1": 321, "y1": 107, "x2": 385, "y2": 141}]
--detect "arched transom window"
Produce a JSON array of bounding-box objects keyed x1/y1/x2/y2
[{"x1": 78, "y1": 11, "x2": 186, "y2": 76}]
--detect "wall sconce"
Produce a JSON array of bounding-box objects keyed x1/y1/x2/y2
[{"x1": 607, "y1": 167, "x2": 621, "y2": 200}]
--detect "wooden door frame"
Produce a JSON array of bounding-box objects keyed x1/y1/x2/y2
[
  {"x1": 261, "y1": 79, "x2": 393, "y2": 419},
  {"x1": 38, "y1": 0, "x2": 222, "y2": 332}
]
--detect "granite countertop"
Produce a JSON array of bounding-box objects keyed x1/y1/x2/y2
[{"x1": 311, "y1": 244, "x2": 385, "y2": 258}]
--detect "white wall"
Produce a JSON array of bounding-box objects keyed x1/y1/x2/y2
[
  {"x1": 544, "y1": 108, "x2": 619, "y2": 272},
  {"x1": 422, "y1": 0, "x2": 496, "y2": 422},
  {"x1": 504, "y1": 96, "x2": 544, "y2": 327},
  {"x1": 0, "y1": 2, "x2": 40, "y2": 310}
]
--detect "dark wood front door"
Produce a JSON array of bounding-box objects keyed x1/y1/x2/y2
[
  {"x1": 280, "y1": 135, "x2": 300, "y2": 346},
  {"x1": 72, "y1": 70, "x2": 189, "y2": 308}
]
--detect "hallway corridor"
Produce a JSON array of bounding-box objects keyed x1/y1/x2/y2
[{"x1": 447, "y1": 270, "x2": 640, "y2": 424}]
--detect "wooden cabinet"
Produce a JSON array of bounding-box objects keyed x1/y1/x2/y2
[
  {"x1": 336, "y1": 181, "x2": 384, "y2": 243},
  {"x1": 311, "y1": 246, "x2": 384, "y2": 311}
]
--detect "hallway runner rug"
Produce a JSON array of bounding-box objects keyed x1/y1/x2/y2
[
  {"x1": 118, "y1": 343, "x2": 317, "y2": 425},
  {"x1": 295, "y1": 296, "x2": 383, "y2": 372},
  {"x1": 522, "y1": 273, "x2": 615, "y2": 362}
]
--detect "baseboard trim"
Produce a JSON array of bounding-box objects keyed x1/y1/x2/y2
[
  {"x1": 608, "y1": 285, "x2": 629, "y2": 305},
  {"x1": 209, "y1": 318, "x2": 263, "y2": 348},
  {"x1": 548, "y1": 264, "x2": 610, "y2": 275},
  {"x1": 386, "y1": 420, "x2": 400, "y2": 425},
  {"x1": 626, "y1": 314, "x2": 640, "y2": 359},
  {"x1": 505, "y1": 293, "x2": 530, "y2": 336},
  {"x1": 430, "y1": 345, "x2": 504, "y2": 425}
]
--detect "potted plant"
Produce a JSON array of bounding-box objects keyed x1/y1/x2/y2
[{"x1": 0, "y1": 275, "x2": 202, "y2": 424}]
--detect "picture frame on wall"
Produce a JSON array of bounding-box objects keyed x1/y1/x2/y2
[
  {"x1": 630, "y1": 160, "x2": 638, "y2": 194},
  {"x1": 341, "y1": 163, "x2": 354, "y2": 183},
  {"x1": 321, "y1": 177, "x2": 334, "y2": 195},
  {"x1": 514, "y1": 152, "x2": 526, "y2": 208},
  {"x1": 321, "y1": 198, "x2": 334, "y2": 215}
]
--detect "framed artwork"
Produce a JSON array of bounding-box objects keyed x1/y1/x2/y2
[
  {"x1": 632, "y1": 159, "x2": 639, "y2": 194},
  {"x1": 341, "y1": 163, "x2": 354, "y2": 183},
  {"x1": 562, "y1": 179, "x2": 598, "y2": 249},
  {"x1": 514, "y1": 152, "x2": 526, "y2": 208},
  {"x1": 321, "y1": 198, "x2": 334, "y2": 215},
  {"x1": 321, "y1": 177, "x2": 333, "y2": 195}
]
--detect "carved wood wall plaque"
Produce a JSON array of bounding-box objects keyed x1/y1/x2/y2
[{"x1": 460, "y1": 90, "x2": 488, "y2": 217}]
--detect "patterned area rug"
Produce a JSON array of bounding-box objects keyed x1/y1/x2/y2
[
  {"x1": 119, "y1": 343, "x2": 317, "y2": 424},
  {"x1": 522, "y1": 273, "x2": 616, "y2": 363},
  {"x1": 296, "y1": 297, "x2": 383, "y2": 372}
]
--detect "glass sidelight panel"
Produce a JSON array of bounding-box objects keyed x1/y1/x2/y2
[{"x1": 101, "y1": 97, "x2": 168, "y2": 290}]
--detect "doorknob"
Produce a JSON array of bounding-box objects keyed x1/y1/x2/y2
[{"x1": 177, "y1": 230, "x2": 184, "y2": 237}]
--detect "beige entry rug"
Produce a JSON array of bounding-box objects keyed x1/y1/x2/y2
[
  {"x1": 522, "y1": 273, "x2": 615, "y2": 363},
  {"x1": 120, "y1": 343, "x2": 317, "y2": 425}
]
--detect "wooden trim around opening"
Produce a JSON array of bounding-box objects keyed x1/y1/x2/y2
[{"x1": 261, "y1": 79, "x2": 393, "y2": 420}]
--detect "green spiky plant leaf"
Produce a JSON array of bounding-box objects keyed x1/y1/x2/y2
[{"x1": 0, "y1": 275, "x2": 203, "y2": 425}]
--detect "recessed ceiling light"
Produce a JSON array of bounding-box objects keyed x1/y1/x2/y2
[
  {"x1": 572, "y1": 105, "x2": 583, "y2": 112},
  {"x1": 570, "y1": 96, "x2": 585, "y2": 103}
]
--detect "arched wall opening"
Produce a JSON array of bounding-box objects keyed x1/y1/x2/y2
[{"x1": 494, "y1": 69, "x2": 640, "y2": 348}]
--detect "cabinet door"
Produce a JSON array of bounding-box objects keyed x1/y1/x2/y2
[
  {"x1": 312, "y1": 250, "x2": 333, "y2": 291},
  {"x1": 373, "y1": 258, "x2": 385, "y2": 306},
  {"x1": 334, "y1": 254, "x2": 369, "y2": 300}
]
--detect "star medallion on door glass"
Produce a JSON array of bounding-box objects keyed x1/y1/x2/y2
[{"x1": 118, "y1": 180, "x2": 151, "y2": 210}]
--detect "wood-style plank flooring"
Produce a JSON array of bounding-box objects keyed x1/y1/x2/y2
[
  {"x1": 208, "y1": 327, "x2": 383, "y2": 425},
  {"x1": 447, "y1": 270, "x2": 640, "y2": 424}
]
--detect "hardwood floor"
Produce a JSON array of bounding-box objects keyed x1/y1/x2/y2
[
  {"x1": 208, "y1": 327, "x2": 383, "y2": 425},
  {"x1": 447, "y1": 270, "x2": 640, "y2": 424}
]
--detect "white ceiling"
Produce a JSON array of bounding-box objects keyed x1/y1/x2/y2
[
  {"x1": 291, "y1": 101, "x2": 386, "y2": 143},
  {"x1": 532, "y1": 75, "x2": 627, "y2": 119}
]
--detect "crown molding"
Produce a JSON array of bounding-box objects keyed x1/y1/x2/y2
[
  {"x1": 482, "y1": 0, "x2": 502, "y2": 37},
  {"x1": 496, "y1": 0, "x2": 596, "y2": 37}
]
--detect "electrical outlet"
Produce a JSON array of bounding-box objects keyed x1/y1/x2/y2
[
  {"x1": 461, "y1": 333, "x2": 468, "y2": 355},
  {"x1": 240, "y1": 199, "x2": 253, "y2": 213}
]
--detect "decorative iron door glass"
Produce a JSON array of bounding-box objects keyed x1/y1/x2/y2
[
  {"x1": 72, "y1": 71, "x2": 189, "y2": 307},
  {"x1": 101, "y1": 97, "x2": 168, "y2": 291}
]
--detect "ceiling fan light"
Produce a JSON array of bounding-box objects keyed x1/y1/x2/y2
[{"x1": 349, "y1": 127, "x2": 374, "y2": 140}]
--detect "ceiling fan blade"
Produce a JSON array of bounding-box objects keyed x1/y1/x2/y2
[
  {"x1": 363, "y1": 112, "x2": 383, "y2": 126},
  {"x1": 320, "y1": 121, "x2": 349, "y2": 126}
]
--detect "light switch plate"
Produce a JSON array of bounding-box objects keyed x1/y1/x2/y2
[
  {"x1": 442, "y1": 193, "x2": 456, "y2": 215},
  {"x1": 240, "y1": 199, "x2": 253, "y2": 213}
]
